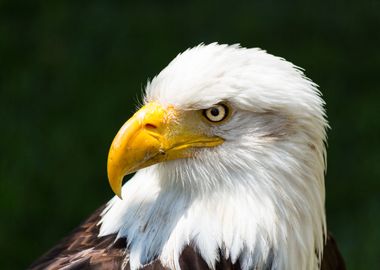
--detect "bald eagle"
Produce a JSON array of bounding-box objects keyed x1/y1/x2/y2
[{"x1": 29, "y1": 44, "x2": 345, "y2": 270}]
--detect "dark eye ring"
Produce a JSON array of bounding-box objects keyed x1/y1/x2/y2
[{"x1": 203, "y1": 104, "x2": 229, "y2": 122}]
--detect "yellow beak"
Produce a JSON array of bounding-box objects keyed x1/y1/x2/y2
[{"x1": 107, "y1": 102, "x2": 224, "y2": 198}]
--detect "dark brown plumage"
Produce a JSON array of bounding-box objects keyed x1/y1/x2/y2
[{"x1": 29, "y1": 205, "x2": 345, "y2": 270}]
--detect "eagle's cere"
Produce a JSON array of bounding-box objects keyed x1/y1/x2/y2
[{"x1": 30, "y1": 43, "x2": 345, "y2": 270}]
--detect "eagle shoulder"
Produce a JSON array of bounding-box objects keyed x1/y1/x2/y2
[
  {"x1": 28, "y1": 205, "x2": 127, "y2": 270},
  {"x1": 320, "y1": 233, "x2": 346, "y2": 270}
]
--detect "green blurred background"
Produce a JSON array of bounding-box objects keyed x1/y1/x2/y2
[{"x1": 1, "y1": 1, "x2": 379, "y2": 269}]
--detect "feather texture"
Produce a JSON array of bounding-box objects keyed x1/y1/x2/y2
[{"x1": 29, "y1": 205, "x2": 345, "y2": 270}]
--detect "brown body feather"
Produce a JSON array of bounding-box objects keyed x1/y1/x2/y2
[{"x1": 29, "y1": 205, "x2": 345, "y2": 270}]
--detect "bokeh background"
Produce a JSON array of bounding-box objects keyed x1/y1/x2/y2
[{"x1": 1, "y1": 1, "x2": 379, "y2": 269}]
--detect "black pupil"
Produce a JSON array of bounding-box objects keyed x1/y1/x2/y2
[{"x1": 210, "y1": 107, "x2": 220, "y2": 116}]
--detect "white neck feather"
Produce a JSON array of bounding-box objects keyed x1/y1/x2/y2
[{"x1": 99, "y1": 136, "x2": 326, "y2": 270}]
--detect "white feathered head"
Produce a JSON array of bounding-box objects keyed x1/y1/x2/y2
[{"x1": 102, "y1": 43, "x2": 328, "y2": 270}]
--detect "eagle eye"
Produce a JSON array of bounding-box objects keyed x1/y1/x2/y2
[{"x1": 203, "y1": 104, "x2": 229, "y2": 122}]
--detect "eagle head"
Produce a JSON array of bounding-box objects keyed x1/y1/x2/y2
[{"x1": 101, "y1": 43, "x2": 328, "y2": 270}]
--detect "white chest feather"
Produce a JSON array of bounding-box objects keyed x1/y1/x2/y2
[{"x1": 99, "y1": 161, "x2": 325, "y2": 270}]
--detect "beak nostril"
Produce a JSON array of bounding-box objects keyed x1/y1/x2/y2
[{"x1": 145, "y1": 123, "x2": 157, "y2": 129}]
